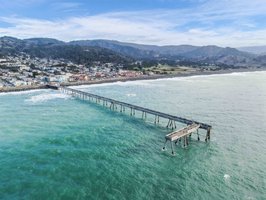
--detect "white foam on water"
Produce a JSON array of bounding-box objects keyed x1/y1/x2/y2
[
  {"x1": 154, "y1": 76, "x2": 202, "y2": 82},
  {"x1": 70, "y1": 82, "x2": 121, "y2": 89},
  {"x1": 70, "y1": 83, "x2": 114, "y2": 89},
  {"x1": 224, "y1": 174, "x2": 230, "y2": 180},
  {"x1": 151, "y1": 70, "x2": 266, "y2": 82},
  {"x1": 126, "y1": 93, "x2": 137, "y2": 97},
  {"x1": 70, "y1": 80, "x2": 155, "y2": 90},
  {"x1": 26, "y1": 93, "x2": 71, "y2": 103},
  {"x1": 245, "y1": 196, "x2": 256, "y2": 200},
  {"x1": 116, "y1": 80, "x2": 153, "y2": 86},
  {"x1": 0, "y1": 89, "x2": 47, "y2": 96}
]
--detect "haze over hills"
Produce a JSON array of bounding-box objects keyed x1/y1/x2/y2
[
  {"x1": 0, "y1": 36, "x2": 266, "y2": 68},
  {"x1": 238, "y1": 46, "x2": 266, "y2": 55}
]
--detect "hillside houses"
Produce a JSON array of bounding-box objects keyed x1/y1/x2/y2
[{"x1": 0, "y1": 54, "x2": 143, "y2": 88}]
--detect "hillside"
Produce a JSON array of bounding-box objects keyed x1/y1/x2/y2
[
  {"x1": 0, "y1": 37, "x2": 132, "y2": 64},
  {"x1": 70, "y1": 39, "x2": 261, "y2": 67}
]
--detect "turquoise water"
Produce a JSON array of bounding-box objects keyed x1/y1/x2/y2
[{"x1": 0, "y1": 71, "x2": 266, "y2": 200}]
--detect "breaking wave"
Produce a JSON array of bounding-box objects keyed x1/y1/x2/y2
[
  {"x1": 0, "y1": 89, "x2": 46, "y2": 96},
  {"x1": 26, "y1": 93, "x2": 71, "y2": 103},
  {"x1": 224, "y1": 174, "x2": 230, "y2": 180},
  {"x1": 126, "y1": 93, "x2": 137, "y2": 97},
  {"x1": 70, "y1": 80, "x2": 154, "y2": 89}
]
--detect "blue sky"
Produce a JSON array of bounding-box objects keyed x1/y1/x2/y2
[
  {"x1": 0, "y1": 0, "x2": 266, "y2": 47},
  {"x1": 0, "y1": 0, "x2": 200, "y2": 18}
]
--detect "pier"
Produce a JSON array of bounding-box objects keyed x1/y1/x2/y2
[
  {"x1": 58, "y1": 86, "x2": 212, "y2": 154},
  {"x1": 163, "y1": 123, "x2": 201, "y2": 154}
]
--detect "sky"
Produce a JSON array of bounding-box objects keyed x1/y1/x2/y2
[{"x1": 0, "y1": 0, "x2": 266, "y2": 47}]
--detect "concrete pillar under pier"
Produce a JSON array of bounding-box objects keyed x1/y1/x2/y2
[{"x1": 205, "y1": 128, "x2": 211, "y2": 142}]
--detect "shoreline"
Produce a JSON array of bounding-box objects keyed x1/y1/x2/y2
[{"x1": 1, "y1": 68, "x2": 265, "y2": 93}]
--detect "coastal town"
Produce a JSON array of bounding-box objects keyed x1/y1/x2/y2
[
  {"x1": 0, "y1": 52, "x2": 209, "y2": 91},
  {"x1": 0, "y1": 54, "x2": 144, "y2": 89}
]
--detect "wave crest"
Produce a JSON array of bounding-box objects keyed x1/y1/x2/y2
[{"x1": 26, "y1": 93, "x2": 71, "y2": 103}]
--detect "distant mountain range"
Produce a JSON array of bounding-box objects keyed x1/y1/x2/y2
[{"x1": 0, "y1": 36, "x2": 266, "y2": 68}]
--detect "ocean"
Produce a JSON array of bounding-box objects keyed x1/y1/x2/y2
[{"x1": 0, "y1": 71, "x2": 266, "y2": 200}]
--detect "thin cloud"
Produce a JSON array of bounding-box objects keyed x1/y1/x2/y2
[
  {"x1": 0, "y1": 0, "x2": 266, "y2": 47},
  {"x1": 51, "y1": 2, "x2": 84, "y2": 13}
]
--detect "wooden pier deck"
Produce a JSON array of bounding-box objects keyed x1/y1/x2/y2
[
  {"x1": 58, "y1": 86, "x2": 212, "y2": 154},
  {"x1": 165, "y1": 123, "x2": 201, "y2": 142},
  {"x1": 163, "y1": 123, "x2": 201, "y2": 154}
]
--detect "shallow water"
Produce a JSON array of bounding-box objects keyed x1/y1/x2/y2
[{"x1": 0, "y1": 71, "x2": 266, "y2": 199}]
